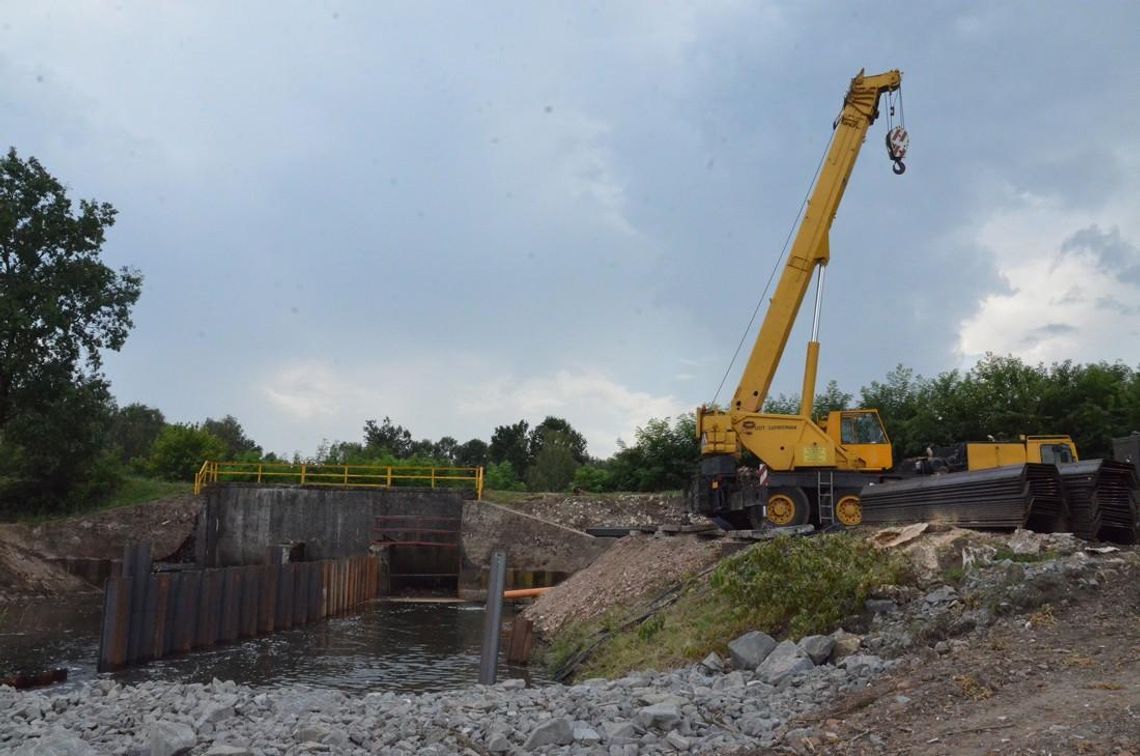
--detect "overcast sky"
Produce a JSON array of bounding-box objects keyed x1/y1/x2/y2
[{"x1": 5, "y1": 1, "x2": 1139, "y2": 458}]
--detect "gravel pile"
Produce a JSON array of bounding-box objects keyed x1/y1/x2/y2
[
  {"x1": 0, "y1": 634, "x2": 890, "y2": 755},
  {"x1": 525, "y1": 534, "x2": 726, "y2": 637},
  {"x1": 492, "y1": 494, "x2": 694, "y2": 532}
]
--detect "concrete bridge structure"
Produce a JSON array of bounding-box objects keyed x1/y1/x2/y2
[{"x1": 194, "y1": 484, "x2": 608, "y2": 599}]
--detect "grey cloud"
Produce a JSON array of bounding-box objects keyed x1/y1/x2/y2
[
  {"x1": 2, "y1": 2, "x2": 1138, "y2": 455},
  {"x1": 1062, "y1": 225, "x2": 1140, "y2": 286}
]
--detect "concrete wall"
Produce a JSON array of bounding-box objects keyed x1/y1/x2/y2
[
  {"x1": 197, "y1": 486, "x2": 612, "y2": 600},
  {"x1": 197, "y1": 485, "x2": 463, "y2": 567},
  {"x1": 459, "y1": 500, "x2": 610, "y2": 598}
]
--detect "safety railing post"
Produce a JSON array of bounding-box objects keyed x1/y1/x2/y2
[
  {"x1": 431, "y1": 468, "x2": 436, "y2": 489},
  {"x1": 257, "y1": 464, "x2": 263, "y2": 484},
  {"x1": 386, "y1": 467, "x2": 392, "y2": 488},
  {"x1": 300, "y1": 464, "x2": 306, "y2": 486},
  {"x1": 344, "y1": 465, "x2": 349, "y2": 485}
]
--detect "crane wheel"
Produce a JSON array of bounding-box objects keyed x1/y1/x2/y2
[
  {"x1": 835, "y1": 494, "x2": 862, "y2": 527},
  {"x1": 767, "y1": 488, "x2": 810, "y2": 527}
]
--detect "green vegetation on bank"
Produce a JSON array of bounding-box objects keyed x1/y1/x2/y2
[{"x1": 547, "y1": 534, "x2": 911, "y2": 681}]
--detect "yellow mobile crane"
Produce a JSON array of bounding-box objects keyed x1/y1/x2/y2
[{"x1": 694, "y1": 69, "x2": 907, "y2": 530}]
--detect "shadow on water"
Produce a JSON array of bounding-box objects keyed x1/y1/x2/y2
[{"x1": 0, "y1": 598, "x2": 546, "y2": 694}]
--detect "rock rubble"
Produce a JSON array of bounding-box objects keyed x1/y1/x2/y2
[{"x1": 0, "y1": 642, "x2": 890, "y2": 755}]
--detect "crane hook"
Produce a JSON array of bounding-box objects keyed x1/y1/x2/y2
[{"x1": 885, "y1": 126, "x2": 909, "y2": 176}]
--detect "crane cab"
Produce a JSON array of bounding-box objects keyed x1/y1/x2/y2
[{"x1": 819, "y1": 410, "x2": 893, "y2": 471}]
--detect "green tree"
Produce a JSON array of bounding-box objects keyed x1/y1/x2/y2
[
  {"x1": 607, "y1": 415, "x2": 698, "y2": 491},
  {"x1": 363, "y1": 416, "x2": 413, "y2": 458},
  {"x1": 489, "y1": 419, "x2": 529, "y2": 478},
  {"x1": 109, "y1": 403, "x2": 166, "y2": 466},
  {"x1": 453, "y1": 438, "x2": 489, "y2": 468},
  {"x1": 527, "y1": 416, "x2": 588, "y2": 465},
  {"x1": 202, "y1": 414, "x2": 261, "y2": 459},
  {"x1": 525, "y1": 430, "x2": 581, "y2": 491},
  {"x1": 0, "y1": 148, "x2": 142, "y2": 513},
  {"x1": 432, "y1": 436, "x2": 459, "y2": 464},
  {"x1": 147, "y1": 424, "x2": 226, "y2": 481}
]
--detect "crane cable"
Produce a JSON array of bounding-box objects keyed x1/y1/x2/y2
[{"x1": 708, "y1": 118, "x2": 840, "y2": 407}]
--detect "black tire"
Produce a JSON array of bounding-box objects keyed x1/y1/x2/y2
[{"x1": 767, "y1": 486, "x2": 810, "y2": 527}]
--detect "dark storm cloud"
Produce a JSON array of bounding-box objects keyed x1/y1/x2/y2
[{"x1": 2, "y1": 1, "x2": 1138, "y2": 455}]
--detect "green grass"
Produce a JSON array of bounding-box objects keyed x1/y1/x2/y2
[
  {"x1": 548, "y1": 533, "x2": 913, "y2": 681},
  {"x1": 992, "y1": 547, "x2": 1057, "y2": 563},
  {"x1": 11, "y1": 476, "x2": 192, "y2": 523},
  {"x1": 105, "y1": 476, "x2": 192, "y2": 508}
]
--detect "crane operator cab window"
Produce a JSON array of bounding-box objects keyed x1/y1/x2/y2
[
  {"x1": 840, "y1": 412, "x2": 888, "y2": 445},
  {"x1": 1039, "y1": 443, "x2": 1074, "y2": 464}
]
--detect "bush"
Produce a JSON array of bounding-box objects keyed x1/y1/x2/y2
[
  {"x1": 710, "y1": 533, "x2": 909, "y2": 637},
  {"x1": 485, "y1": 460, "x2": 525, "y2": 491},
  {"x1": 572, "y1": 463, "x2": 611, "y2": 492},
  {"x1": 147, "y1": 424, "x2": 227, "y2": 481}
]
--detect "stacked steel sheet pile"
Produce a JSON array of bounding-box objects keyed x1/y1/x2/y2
[
  {"x1": 1023, "y1": 462, "x2": 1069, "y2": 533},
  {"x1": 861, "y1": 465, "x2": 1036, "y2": 529},
  {"x1": 1057, "y1": 461, "x2": 1102, "y2": 540},
  {"x1": 1060, "y1": 460, "x2": 1139, "y2": 544}
]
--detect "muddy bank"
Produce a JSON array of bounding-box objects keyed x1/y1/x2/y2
[{"x1": 0, "y1": 496, "x2": 200, "y2": 601}]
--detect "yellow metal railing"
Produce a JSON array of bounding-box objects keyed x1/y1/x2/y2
[{"x1": 194, "y1": 460, "x2": 484, "y2": 500}]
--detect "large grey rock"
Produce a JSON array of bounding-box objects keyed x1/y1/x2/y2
[
  {"x1": 487, "y1": 734, "x2": 512, "y2": 752},
  {"x1": 204, "y1": 747, "x2": 253, "y2": 756},
  {"x1": 149, "y1": 721, "x2": 196, "y2": 756},
  {"x1": 756, "y1": 641, "x2": 814, "y2": 685},
  {"x1": 573, "y1": 726, "x2": 602, "y2": 744},
  {"x1": 838, "y1": 653, "x2": 886, "y2": 676},
  {"x1": 923, "y1": 585, "x2": 959, "y2": 605},
  {"x1": 523, "y1": 718, "x2": 574, "y2": 749},
  {"x1": 604, "y1": 721, "x2": 637, "y2": 739},
  {"x1": 864, "y1": 598, "x2": 897, "y2": 615},
  {"x1": 829, "y1": 629, "x2": 862, "y2": 662},
  {"x1": 12, "y1": 733, "x2": 96, "y2": 756},
  {"x1": 666, "y1": 731, "x2": 692, "y2": 751},
  {"x1": 727, "y1": 630, "x2": 777, "y2": 669},
  {"x1": 798, "y1": 635, "x2": 835, "y2": 665},
  {"x1": 699, "y1": 652, "x2": 724, "y2": 673},
  {"x1": 711, "y1": 670, "x2": 746, "y2": 690},
  {"x1": 636, "y1": 703, "x2": 682, "y2": 731}
]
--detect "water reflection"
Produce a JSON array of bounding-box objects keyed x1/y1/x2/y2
[{"x1": 0, "y1": 598, "x2": 545, "y2": 693}]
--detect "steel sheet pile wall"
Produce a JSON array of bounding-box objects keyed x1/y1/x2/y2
[
  {"x1": 98, "y1": 547, "x2": 379, "y2": 671},
  {"x1": 862, "y1": 461, "x2": 1139, "y2": 544},
  {"x1": 1058, "y1": 460, "x2": 1139, "y2": 544},
  {"x1": 861, "y1": 464, "x2": 1049, "y2": 529}
]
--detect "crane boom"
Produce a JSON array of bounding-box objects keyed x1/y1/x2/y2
[
  {"x1": 732, "y1": 69, "x2": 900, "y2": 415},
  {"x1": 692, "y1": 68, "x2": 904, "y2": 531}
]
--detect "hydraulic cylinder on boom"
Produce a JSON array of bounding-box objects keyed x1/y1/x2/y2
[{"x1": 693, "y1": 68, "x2": 909, "y2": 530}]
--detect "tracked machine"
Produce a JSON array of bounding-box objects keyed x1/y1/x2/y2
[{"x1": 692, "y1": 69, "x2": 909, "y2": 530}]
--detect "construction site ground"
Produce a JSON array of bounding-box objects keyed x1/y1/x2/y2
[
  {"x1": 484, "y1": 491, "x2": 691, "y2": 532},
  {"x1": 801, "y1": 569, "x2": 1140, "y2": 755},
  {"x1": 0, "y1": 495, "x2": 199, "y2": 602}
]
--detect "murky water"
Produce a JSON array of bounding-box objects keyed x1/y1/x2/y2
[{"x1": 0, "y1": 598, "x2": 545, "y2": 693}]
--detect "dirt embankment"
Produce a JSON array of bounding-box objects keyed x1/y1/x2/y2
[
  {"x1": 799, "y1": 559, "x2": 1140, "y2": 755},
  {"x1": 523, "y1": 532, "x2": 727, "y2": 637},
  {"x1": 0, "y1": 495, "x2": 200, "y2": 602},
  {"x1": 527, "y1": 522, "x2": 1139, "y2": 753},
  {"x1": 487, "y1": 492, "x2": 694, "y2": 532}
]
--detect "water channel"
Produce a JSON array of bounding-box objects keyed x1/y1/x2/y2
[{"x1": 0, "y1": 597, "x2": 546, "y2": 693}]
